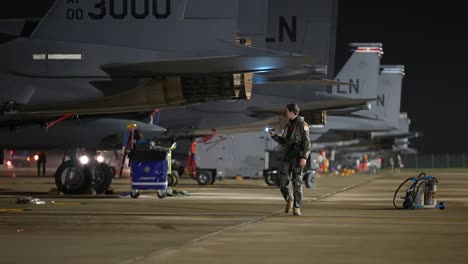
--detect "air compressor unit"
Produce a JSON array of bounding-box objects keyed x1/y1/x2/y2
[{"x1": 393, "y1": 172, "x2": 445, "y2": 210}]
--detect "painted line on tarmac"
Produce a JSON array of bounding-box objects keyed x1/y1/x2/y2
[
  {"x1": 121, "y1": 177, "x2": 381, "y2": 264},
  {"x1": 191, "y1": 177, "x2": 379, "y2": 243},
  {"x1": 191, "y1": 212, "x2": 275, "y2": 243},
  {"x1": 304, "y1": 178, "x2": 378, "y2": 204},
  {"x1": 52, "y1": 202, "x2": 86, "y2": 205},
  {"x1": 0, "y1": 208, "x2": 30, "y2": 212},
  {"x1": 291, "y1": 216, "x2": 468, "y2": 225},
  {"x1": 15, "y1": 211, "x2": 263, "y2": 217}
]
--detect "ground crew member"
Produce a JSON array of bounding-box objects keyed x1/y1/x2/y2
[
  {"x1": 395, "y1": 153, "x2": 402, "y2": 173},
  {"x1": 37, "y1": 151, "x2": 47, "y2": 177},
  {"x1": 187, "y1": 138, "x2": 197, "y2": 178},
  {"x1": 269, "y1": 103, "x2": 311, "y2": 216},
  {"x1": 389, "y1": 156, "x2": 395, "y2": 171}
]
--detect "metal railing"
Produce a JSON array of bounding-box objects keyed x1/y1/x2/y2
[{"x1": 402, "y1": 153, "x2": 468, "y2": 169}]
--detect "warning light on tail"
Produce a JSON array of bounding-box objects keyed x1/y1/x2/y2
[{"x1": 378, "y1": 158, "x2": 382, "y2": 163}]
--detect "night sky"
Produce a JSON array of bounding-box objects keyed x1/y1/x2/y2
[
  {"x1": 1, "y1": 1, "x2": 466, "y2": 154},
  {"x1": 336, "y1": 1, "x2": 467, "y2": 154}
]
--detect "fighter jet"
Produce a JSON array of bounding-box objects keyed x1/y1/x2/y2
[
  {"x1": 310, "y1": 64, "x2": 405, "y2": 144},
  {"x1": 310, "y1": 65, "x2": 421, "y2": 168},
  {"x1": 325, "y1": 113, "x2": 421, "y2": 174},
  {"x1": 369, "y1": 113, "x2": 421, "y2": 152},
  {"x1": 313, "y1": 113, "x2": 421, "y2": 154},
  {"x1": 184, "y1": 42, "x2": 387, "y2": 185},
  {"x1": 0, "y1": 0, "x2": 323, "y2": 125},
  {"x1": 1, "y1": 1, "x2": 373, "y2": 194},
  {"x1": 0, "y1": 0, "x2": 349, "y2": 148},
  {"x1": 0, "y1": 39, "x2": 381, "y2": 193},
  {"x1": 151, "y1": 43, "x2": 381, "y2": 137}
]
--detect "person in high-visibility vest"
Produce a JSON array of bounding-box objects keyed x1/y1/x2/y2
[{"x1": 187, "y1": 138, "x2": 197, "y2": 178}]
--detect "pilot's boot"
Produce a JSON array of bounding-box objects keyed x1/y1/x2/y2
[
  {"x1": 285, "y1": 200, "x2": 293, "y2": 214},
  {"x1": 293, "y1": 207, "x2": 302, "y2": 216}
]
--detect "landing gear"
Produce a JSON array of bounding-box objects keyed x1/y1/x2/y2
[
  {"x1": 55, "y1": 160, "x2": 91, "y2": 194},
  {"x1": 91, "y1": 163, "x2": 113, "y2": 194},
  {"x1": 54, "y1": 150, "x2": 114, "y2": 195},
  {"x1": 1, "y1": 101, "x2": 18, "y2": 114}
]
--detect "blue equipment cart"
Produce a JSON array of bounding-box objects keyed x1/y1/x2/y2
[{"x1": 129, "y1": 149, "x2": 168, "y2": 199}]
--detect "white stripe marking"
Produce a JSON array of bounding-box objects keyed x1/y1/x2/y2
[
  {"x1": 32, "y1": 54, "x2": 46, "y2": 60},
  {"x1": 48, "y1": 54, "x2": 82, "y2": 60}
]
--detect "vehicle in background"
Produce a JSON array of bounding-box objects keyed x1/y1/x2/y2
[
  {"x1": 5, "y1": 150, "x2": 32, "y2": 168},
  {"x1": 336, "y1": 154, "x2": 382, "y2": 174},
  {"x1": 367, "y1": 157, "x2": 382, "y2": 174}
]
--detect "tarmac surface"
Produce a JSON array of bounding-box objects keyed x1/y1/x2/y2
[{"x1": 0, "y1": 169, "x2": 467, "y2": 264}]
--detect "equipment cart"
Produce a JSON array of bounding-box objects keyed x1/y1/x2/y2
[
  {"x1": 129, "y1": 148, "x2": 169, "y2": 199},
  {"x1": 263, "y1": 150, "x2": 321, "y2": 189}
]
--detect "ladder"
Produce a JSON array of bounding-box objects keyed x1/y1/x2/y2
[{"x1": 117, "y1": 124, "x2": 137, "y2": 177}]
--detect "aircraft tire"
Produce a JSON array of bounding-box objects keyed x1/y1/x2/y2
[
  {"x1": 92, "y1": 163, "x2": 113, "y2": 194},
  {"x1": 55, "y1": 160, "x2": 91, "y2": 194}
]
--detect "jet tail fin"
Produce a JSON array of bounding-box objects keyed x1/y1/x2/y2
[
  {"x1": 331, "y1": 43, "x2": 384, "y2": 120},
  {"x1": 32, "y1": 0, "x2": 239, "y2": 52},
  {"x1": 262, "y1": 0, "x2": 338, "y2": 74},
  {"x1": 373, "y1": 65, "x2": 405, "y2": 129},
  {"x1": 332, "y1": 43, "x2": 383, "y2": 99}
]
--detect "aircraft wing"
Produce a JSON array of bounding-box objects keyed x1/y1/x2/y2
[
  {"x1": 0, "y1": 117, "x2": 167, "y2": 149},
  {"x1": 311, "y1": 139, "x2": 362, "y2": 150},
  {"x1": 325, "y1": 109, "x2": 373, "y2": 117},
  {"x1": 89, "y1": 78, "x2": 350, "y2": 97},
  {"x1": 154, "y1": 117, "x2": 283, "y2": 139},
  {"x1": 1, "y1": 106, "x2": 157, "y2": 121},
  {"x1": 252, "y1": 65, "x2": 351, "y2": 86},
  {"x1": 1, "y1": 79, "x2": 210, "y2": 124},
  {"x1": 247, "y1": 98, "x2": 375, "y2": 114},
  {"x1": 101, "y1": 55, "x2": 314, "y2": 77},
  {"x1": 258, "y1": 79, "x2": 352, "y2": 86},
  {"x1": 193, "y1": 118, "x2": 280, "y2": 136},
  {"x1": 0, "y1": 103, "x2": 191, "y2": 126},
  {"x1": 371, "y1": 131, "x2": 421, "y2": 139}
]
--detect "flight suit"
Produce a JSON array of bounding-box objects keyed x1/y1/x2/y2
[{"x1": 272, "y1": 116, "x2": 311, "y2": 208}]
